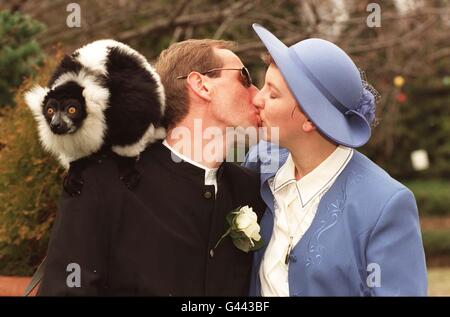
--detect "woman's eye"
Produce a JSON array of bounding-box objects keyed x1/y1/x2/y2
[
  {"x1": 67, "y1": 106, "x2": 77, "y2": 114},
  {"x1": 269, "y1": 94, "x2": 277, "y2": 99},
  {"x1": 47, "y1": 108, "x2": 54, "y2": 115}
]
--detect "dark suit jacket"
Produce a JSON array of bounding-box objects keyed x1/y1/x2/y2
[{"x1": 38, "y1": 141, "x2": 265, "y2": 296}]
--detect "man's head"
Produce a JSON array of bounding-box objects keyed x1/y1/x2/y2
[{"x1": 154, "y1": 39, "x2": 260, "y2": 131}]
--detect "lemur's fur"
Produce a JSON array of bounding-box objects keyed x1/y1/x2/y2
[{"x1": 25, "y1": 40, "x2": 166, "y2": 195}]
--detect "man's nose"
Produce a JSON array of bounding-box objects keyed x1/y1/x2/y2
[{"x1": 249, "y1": 84, "x2": 260, "y2": 93}]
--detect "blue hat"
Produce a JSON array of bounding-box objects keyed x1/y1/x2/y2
[{"x1": 252, "y1": 23, "x2": 374, "y2": 148}]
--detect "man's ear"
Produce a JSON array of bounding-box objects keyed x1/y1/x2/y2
[
  {"x1": 302, "y1": 119, "x2": 316, "y2": 132},
  {"x1": 186, "y1": 72, "x2": 212, "y2": 102}
]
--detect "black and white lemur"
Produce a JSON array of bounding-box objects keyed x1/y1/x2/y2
[{"x1": 24, "y1": 40, "x2": 166, "y2": 196}]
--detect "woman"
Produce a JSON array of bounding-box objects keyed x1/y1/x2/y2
[{"x1": 244, "y1": 24, "x2": 427, "y2": 296}]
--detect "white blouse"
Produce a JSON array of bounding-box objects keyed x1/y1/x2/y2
[{"x1": 260, "y1": 145, "x2": 353, "y2": 296}]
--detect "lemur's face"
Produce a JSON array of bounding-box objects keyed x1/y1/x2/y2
[{"x1": 43, "y1": 82, "x2": 87, "y2": 135}]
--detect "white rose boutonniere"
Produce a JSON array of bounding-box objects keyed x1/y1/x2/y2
[{"x1": 214, "y1": 205, "x2": 264, "y2": 253}]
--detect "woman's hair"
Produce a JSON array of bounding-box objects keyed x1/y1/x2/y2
[{"x1": 262, "y1": 52, "x2": 275, "y2": 66}]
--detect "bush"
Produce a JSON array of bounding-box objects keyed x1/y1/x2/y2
[
  {"x1": 361, "y1": 77, "x2": 450, "y2": 180},
  {"x1": 0, "y1": 52, "x2": 64, "y2": 276},
  {"x1": 422, "y1": 229, "x2": 450, "y2": 258},
  {"x1": 405, "y1": 180, "x2": 450, "y2": 217},
  {"x1": 0, "y1": 10, "x2": 45, "y2": 107}
]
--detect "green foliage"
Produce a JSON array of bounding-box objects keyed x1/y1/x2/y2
[
  {"x1": 422, "y1": 229, "x2": 450, "y2": 257},
  {"x1": 405, "y1": 180, "x2": 450, "y2": 217},
  {"x1": 362, "y1": 77, "x2": 450, "y2": 180},
  {"x1": 0, "y1": 54, "x2": 64, "y2": 276},
  {"x1": 400, "y1": 84, "x2": 450, "y2": 179},
  {"x1": 0, "y1": 10, "x2": 45, "y2": 107}
]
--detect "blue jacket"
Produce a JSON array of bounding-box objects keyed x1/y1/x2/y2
[{"x1": 244, "y1": 141, "x2": 427, "y2": 296}]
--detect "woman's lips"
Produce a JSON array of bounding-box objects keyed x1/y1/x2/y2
[
  {"x1": 259, "y1": 115, "x2": 265, "y2": 127},
  {"x1": 254, "y1": 112, "x2": 262, "y2": 127}
]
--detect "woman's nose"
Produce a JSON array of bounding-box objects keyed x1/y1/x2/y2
[{"x1": 252, "y1": 89, "x2": 264, "y2": 109}]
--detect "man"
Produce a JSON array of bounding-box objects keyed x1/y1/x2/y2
[{"x1": 38, "y1": 39, "x2": 266, "y2": 296}]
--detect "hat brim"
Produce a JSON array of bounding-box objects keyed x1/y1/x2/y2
[{"x1": 252, "y1": 23, "x2": 370, "y2": 148}]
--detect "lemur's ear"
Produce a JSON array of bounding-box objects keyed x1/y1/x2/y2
[{"x1": 24, "y1": 85, "x2": 49, "y2": 117}]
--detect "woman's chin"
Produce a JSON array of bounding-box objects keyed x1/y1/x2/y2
[{"x1": 260, "y1": 124, "x2": 281, "y2": 144}]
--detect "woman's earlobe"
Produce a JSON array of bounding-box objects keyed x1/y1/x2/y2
[{"x1": 302, "y1": 120, "x2": 316, "y2": 132}]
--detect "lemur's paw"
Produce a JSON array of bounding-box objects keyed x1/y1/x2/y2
[{"x1": 63, "y1": 171, "x2": 84, "y2": 197}]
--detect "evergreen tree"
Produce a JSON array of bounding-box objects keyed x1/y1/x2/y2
[{"x1": 0, "y1": 10, "x2": 45, "y2": 107}]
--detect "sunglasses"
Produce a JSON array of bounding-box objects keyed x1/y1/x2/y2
[{"x1": 176, "y1": 67, "x2": 253, "y2": 88}]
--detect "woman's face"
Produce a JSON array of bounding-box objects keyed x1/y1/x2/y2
[{"x1": 253, "y1": 63, "x2": 307, "y2": 146}]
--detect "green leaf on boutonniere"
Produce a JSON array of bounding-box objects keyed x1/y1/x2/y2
[
  {"x1": 214, "y1": 205, "x2": 264, "y2": 253},
  {"x1": 252, "y1": 236, "x2": 264, "y2": 250},
  {"x1": 233, "y1": 237, "x2": 253, "y2": 253},
  {"x1": 226, "y1": 209, "x2": 240, "y2": 228}
]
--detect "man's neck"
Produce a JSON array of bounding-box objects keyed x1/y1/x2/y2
[
  {"x1": 285, "y1": 136, "x2": 338, "y2": 181},
  {"x1": 165, "y1": 119, "x2": 230, "y2": 169}
]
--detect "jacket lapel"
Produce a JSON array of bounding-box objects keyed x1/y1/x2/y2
[
  {"x1": 286, "y1": 157, "x2": 353, "y2": 296},
  {"x1": 251, "y1": 144, "x2": 289, "y2": 295}
]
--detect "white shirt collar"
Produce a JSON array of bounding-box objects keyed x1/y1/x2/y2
[
  {"x1": 273, "y1": 145, "x2": 353, "y2": 207},
  {"x1": 162, "y1": 139, "x2": 218, "y2": 193}
]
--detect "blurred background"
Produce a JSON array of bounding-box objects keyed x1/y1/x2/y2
[{"x1": 0, "y1": 0, "x2": 449, "y2": 296}]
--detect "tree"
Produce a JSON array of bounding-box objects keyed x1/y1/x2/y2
[{"x1": 0, "y1": 10, "x2": 45, "y2": 107}]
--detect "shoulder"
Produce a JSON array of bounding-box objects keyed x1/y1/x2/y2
[
  {"x1": 80, "y1": 158, "x2": 123, "y2": 195},
  {"x1": 347, "y1": 150, "x2": 410, "y2": 194},
  {"x1": 84, "y1": 157, "x2": 120, "y2": 179},
  {"x1": 58, "y1": 157, "x2": 126, "y2": 216},
  {"x1": 223, "y1": 162, "x2": 266, "y2": 216},
  {"x1": 341, "y1": 151, "x2": 417, "y2": 229},
  {"x1": 223, "y1": 162, "x2": 260, "y2": 186}
]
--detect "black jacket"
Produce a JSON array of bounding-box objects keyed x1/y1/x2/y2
[{"x1": 38, "y1": 141, "x2": 265, "y2": 296}]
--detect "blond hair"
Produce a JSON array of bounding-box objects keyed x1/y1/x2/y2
[{"x1": 154, "y1": 39, "x2": 236, "y2": 129}]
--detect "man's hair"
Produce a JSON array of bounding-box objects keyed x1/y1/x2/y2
[{"x1": 154, "y1": 39, "x2": 236, "y2": 129}]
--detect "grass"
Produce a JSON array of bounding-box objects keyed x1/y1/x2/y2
[{"x1": 428, "y1": 267, "x2": 450, "y2": 296}]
